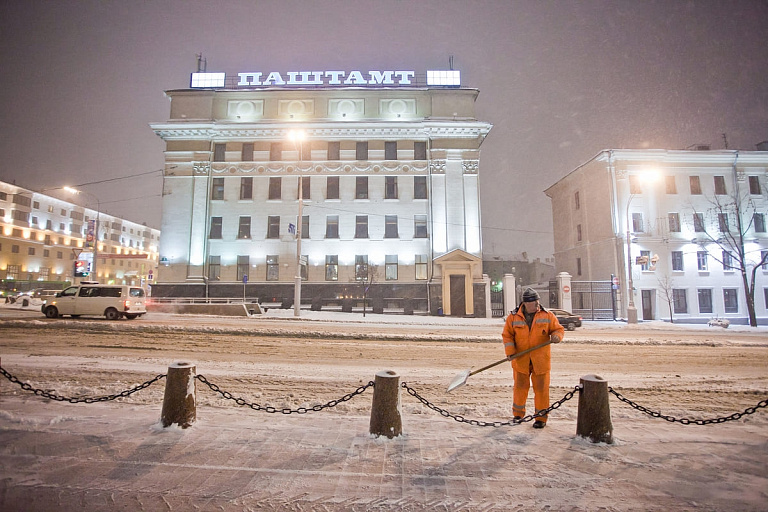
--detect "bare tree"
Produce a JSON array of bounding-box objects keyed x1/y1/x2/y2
[
  {"x1": 354, "y1": 260, "x2": 379, "y2": 317},
  {"x1": 689, "y1": 171, "x2": 767, "y2": 327},
  {"x1": 657, "y1": 274, "x2": 675, "y2": 323}
]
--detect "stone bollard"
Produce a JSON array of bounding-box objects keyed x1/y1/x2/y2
[
  {"x1": 369, "y1": 370, "x2": 402, "y2": 438},
  {"x1": 576, "y1": 374, "x2": 613, "y2": 444},
  {"x1": 161, "y1": 362, "x2": 196, "y2": 428}
]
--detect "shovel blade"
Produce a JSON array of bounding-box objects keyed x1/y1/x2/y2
[{"x1": 447, "y1": 369, "x2": 471, "y2": 393}]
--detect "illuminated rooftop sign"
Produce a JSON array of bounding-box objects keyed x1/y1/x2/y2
[{"x1": 190, "y1": 70, "x2": 460, "y2": 89}]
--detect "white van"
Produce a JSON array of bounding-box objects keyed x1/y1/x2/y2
[{"x1": 42, "y1": 283, "x2": 147, "y2": 320}]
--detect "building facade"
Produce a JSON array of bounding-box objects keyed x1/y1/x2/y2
[
  {"x1": 0, "y1": 181, "x2": 160, "y2": 294},
  {"x1": 545, "y1": 147, "x2": 768, "y2": 325},
  {"x1": 151, "y1": 74, "x2": 492, "y2": 316}
]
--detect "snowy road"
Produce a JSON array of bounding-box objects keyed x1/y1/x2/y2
[{"x1": 1, "y1": 310, "x2": 767, "y2": 510}]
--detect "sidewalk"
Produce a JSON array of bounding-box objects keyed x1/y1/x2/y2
[{"x1": 1, "y1": 392, "x2": 766, "y2": 511}]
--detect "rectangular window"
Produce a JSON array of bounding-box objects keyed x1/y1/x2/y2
[
  {"x1": 385, "y1": 141, "x2": 397, "y2": 160},
  {"x1": 414, "y1": 176, "x2": 428, "y2": 199},
  {"x1": 723, "y1": 289, "x2": 738, "y2": 313},
  {"x1": 6, "y1": 264, "x2": 20, "y2": 279},
  {"x1": 356, "y1": 141, "x2": 368, "y2": 160},
  {"x1": 326, "y1": 176, "x2": 339, "y2": 199},
  {"x1": 640, "y1": 250, "x2": 651, "y2": 271},
  {"x1": 240, "y1": 177, "x2": 253, "y2": 200},
  {"x1": 209, "y1": 217, "x2": 223, "y2": 239},
  {"x1": 749, "y1": 175, "x2": 762, "y2": 195},
  {"x1": 213, "y1": 143, "x2": 226, "y2": 162},
  {"x1": 327, "y1": 141, "x2": 340, "y2": 160},
  {"x1": 325, "y1": 215, "x2": 339, "y2": 238},
  {"x1": 632, "y1": 213, "x2": 644, "y2": 233},
  {"x1": 414, "y1": 141, "x2": 427, "y2": 160},
  {"x1": 237, "y1": 216, "x2": 251, "y2": 239},
  {"x1": 665, "y1": 176, "x2": 677, "y2": 194},
  {"x1": 762, "y1": 251, "x2": 768, "y2": 270},
  {"x1": 754, "y1": 213, "x2": 766, "y2": 233},
  {"x1": 237, "y1": 255, "x2": 249, "y2": 282},
  {"x1": 671, "y1": 251, "x2": 684, "y2": 271},
  {"x1": 385, "y1": 254, "x2": 398, "y2": 280},
  {"x1": 355, "y1": 177, "x2": 368, "y2": 199},
  {"x1": 325, "y1": 255, "x2": 338, "y2": 281},
  {"x1": 267, "y1": 216, "x2": 280, "y2": 239},
  {"x1": 689, "y1": 176, "x2": 702, "y2": 195},
  {"x1": 574, "y1": 191, "x2": 580, "y2": 209},
  {"x1": 355, "y1": 255, "x2": 368, "y2": 281},
  {"x1": 698, "y1": 289, "x2": 713, "y2": 314},
  {"x1": 301, "y1": 176, "x2": 311, "y2": 200},
  {"x1": 629, "y1": 175, "x2": 642, "y2": 194},
  {"x1": 241, "y1": 143, "x2": 254, "y2": 162},
  {"x1": 718, "y1": 213, "x2": 729, "y2": 233},
  {"x1": 385, "y1": 215, "x2": 399, "y2": 238},
  {"x1": 415, "y1": 254, "x2": 428, "y2": 280},
  {"x1": 355, "y1": 215, "x2": 369, "y2": 238},
  {"x1": 668, "y1": 213, "x2": 681, "y2": 232},
  {"x1": 673, "y1": 289, "x2": 688, "y2": 314},
  {"x1": 385, "y1": 176, "x2": 398, "y2": 199},
  {"x1": 57, "y1": 251, "x2": 63, "y2": 259},
  {"x1": 414, "y1": 215, "x2": 428, "y2": 238},
  {"x1": 211, "y1": 178, "x2": 225, "y2": 200},
  {"x1": 714, "y1": 175, "x2": 727, "y2": 195},
  {"x1": 697, "y1": 251, "x2": 708, "y2": 271},
  {"x1": 266, "y1": 255, "x2": 279, "y2": 281},
  {"x1": 300, "y1": 254, "x2": 308, "y2": 281},
  {"x1": 270, "y1": 142, "x2": 282, "y2": 161},
  {"x1": 28, "y1": 247, "x2": 35, "y2": 256},
  {"x1": 576, "y1": 257, "x2": 582, "y2": 276},
  {"x1": 576, "y1": 224, "x2": 582, "y2": 242},
  {"x1": 693, "y1": 213, "x2": 705, "y2": 232},
  {"x1": 301, "y1": 215, "x2": 309, "y2": 239},
  {"x1": 722, "y1": 251, "x2": 734, "y2": 271},
  {"x1": 268, "y1": 177, "x2": 282, "y2": 200},
  {"x1": 208, "y1": 255, "x2": 221, "y2": 280}
]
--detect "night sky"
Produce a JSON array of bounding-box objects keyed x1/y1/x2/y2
[{"x1": 1, "y1": 0, "x2": 766, "y2": 261}]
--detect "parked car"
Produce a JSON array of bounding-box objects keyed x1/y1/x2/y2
[
  {"x1": 549, "y1": 308, "x2": 582, "y2": 331},
  {"x1": 42, "y1": 283, "x2": 147, "y2": 320}
]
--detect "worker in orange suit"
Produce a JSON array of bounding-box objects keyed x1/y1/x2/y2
[{"x1": 502, "y1": 287, "x2": 564, "y2": 428}]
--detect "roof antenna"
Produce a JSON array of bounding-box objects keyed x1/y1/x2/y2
[
  {"x1": 196, "y1": 53, "x2": 207, "y2": 73},
  {"x1": 722, "y1": 133, "x2": 729, "y2": 149},
  {"x1": 449, "y1": 55, "x2": 454, "y2": 70}
]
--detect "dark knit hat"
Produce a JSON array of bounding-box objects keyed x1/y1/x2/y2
[{"x1": 522, "y1": 288, "x2": 540, "y2": 302}]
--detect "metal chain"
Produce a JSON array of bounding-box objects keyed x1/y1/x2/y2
[
  {"x1": 0, "y1": 365, "x2": 166, "y2": 404},
  {"x1": 195, "y1": 374, "x2": 375, "y2": 414},
  {"x1": 609, "y1": 388, "x2": 768, "y2": 425},
  {"x1": 401, "y1": 382, "x2": 580, "y2": 427}
]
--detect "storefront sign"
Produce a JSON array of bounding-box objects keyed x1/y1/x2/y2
[{"x1": 190, "y1": 70, "x2": 460, "y2": 88}]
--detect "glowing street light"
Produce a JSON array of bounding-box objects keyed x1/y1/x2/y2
[{"x1": 64, "y1": 186, "x2": 101, "y2": 281}]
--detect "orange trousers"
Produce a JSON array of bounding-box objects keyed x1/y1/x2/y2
[{"x1": 512, "y1": 363, "x2": 551, "y2": 422}]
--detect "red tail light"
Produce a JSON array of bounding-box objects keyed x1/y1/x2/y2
[{"x1": 124, "y1": 299, "x2": 131, "y2": 310}]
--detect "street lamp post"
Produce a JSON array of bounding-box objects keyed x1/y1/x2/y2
[
  {"x1": 288, "y1": 130, "x2": 306, "y2": 317},
  {"x1": 623, "y1": 169, "x2": 660, "y2": 324},
  {"x1": 625, "y1": 196, "x2": 638, "y2": 324},
  {"x1": 64, "y1": 187, "x2": 100, "y2": 282}
]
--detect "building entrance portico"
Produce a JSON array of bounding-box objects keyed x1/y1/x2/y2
[{"x1": 434, "y1": 249, "x2": 482, "y2": 317}]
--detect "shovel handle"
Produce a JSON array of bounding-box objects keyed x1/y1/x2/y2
[{"x1": 468, "y1": 340, "x2": 553, "y2": 377}]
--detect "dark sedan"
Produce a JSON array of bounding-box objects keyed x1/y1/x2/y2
[{"x1": 549, "y1": 308, "x2": 582, "y2": 331}]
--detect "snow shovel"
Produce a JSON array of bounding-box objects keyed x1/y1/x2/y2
[{"x1": 447, "y1": 340, "x2": 553, "y2": 393}]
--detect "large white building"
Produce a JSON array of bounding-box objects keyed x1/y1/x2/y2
[
  {"x1": 0, "y1": 180, "x2": 160, "y2": 294},
  {"x1": 151, "y1": 70, "x2": 492, "y2": 316},
  {"x1": 545, "y1": 147, "x2": 768, "y2": 325}
]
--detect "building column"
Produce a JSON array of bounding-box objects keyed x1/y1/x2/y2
[{"x1": 503, "y1": 273, "x2": 517, "y2": 314}]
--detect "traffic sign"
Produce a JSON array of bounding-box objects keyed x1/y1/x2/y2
[{"x1": 563, "y1": 285, "x2": 571, "y2": 294}]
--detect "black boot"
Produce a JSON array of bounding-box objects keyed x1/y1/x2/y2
[{"x1": 533, "y1": 420, "x2": 546, "y2": 429}]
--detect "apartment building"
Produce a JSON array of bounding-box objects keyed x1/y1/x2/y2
[
  {"x1": 0, "y1": 181, "x2": 160, "y2": 294},
  {"x1": 545, "y1": 147, "x2": 768, "y2": 325}
]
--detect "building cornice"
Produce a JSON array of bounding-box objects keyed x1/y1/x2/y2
[
  {"x1": 151, "y1": 121, "x2": 492, "y2": 141},
  {"x1": 595, "y1": 149, "x2": 768, "y2": 166}
]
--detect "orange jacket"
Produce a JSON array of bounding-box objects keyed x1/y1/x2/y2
[{"x1": 502, "y1": 305, "x2": 564, "y2": 375}]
